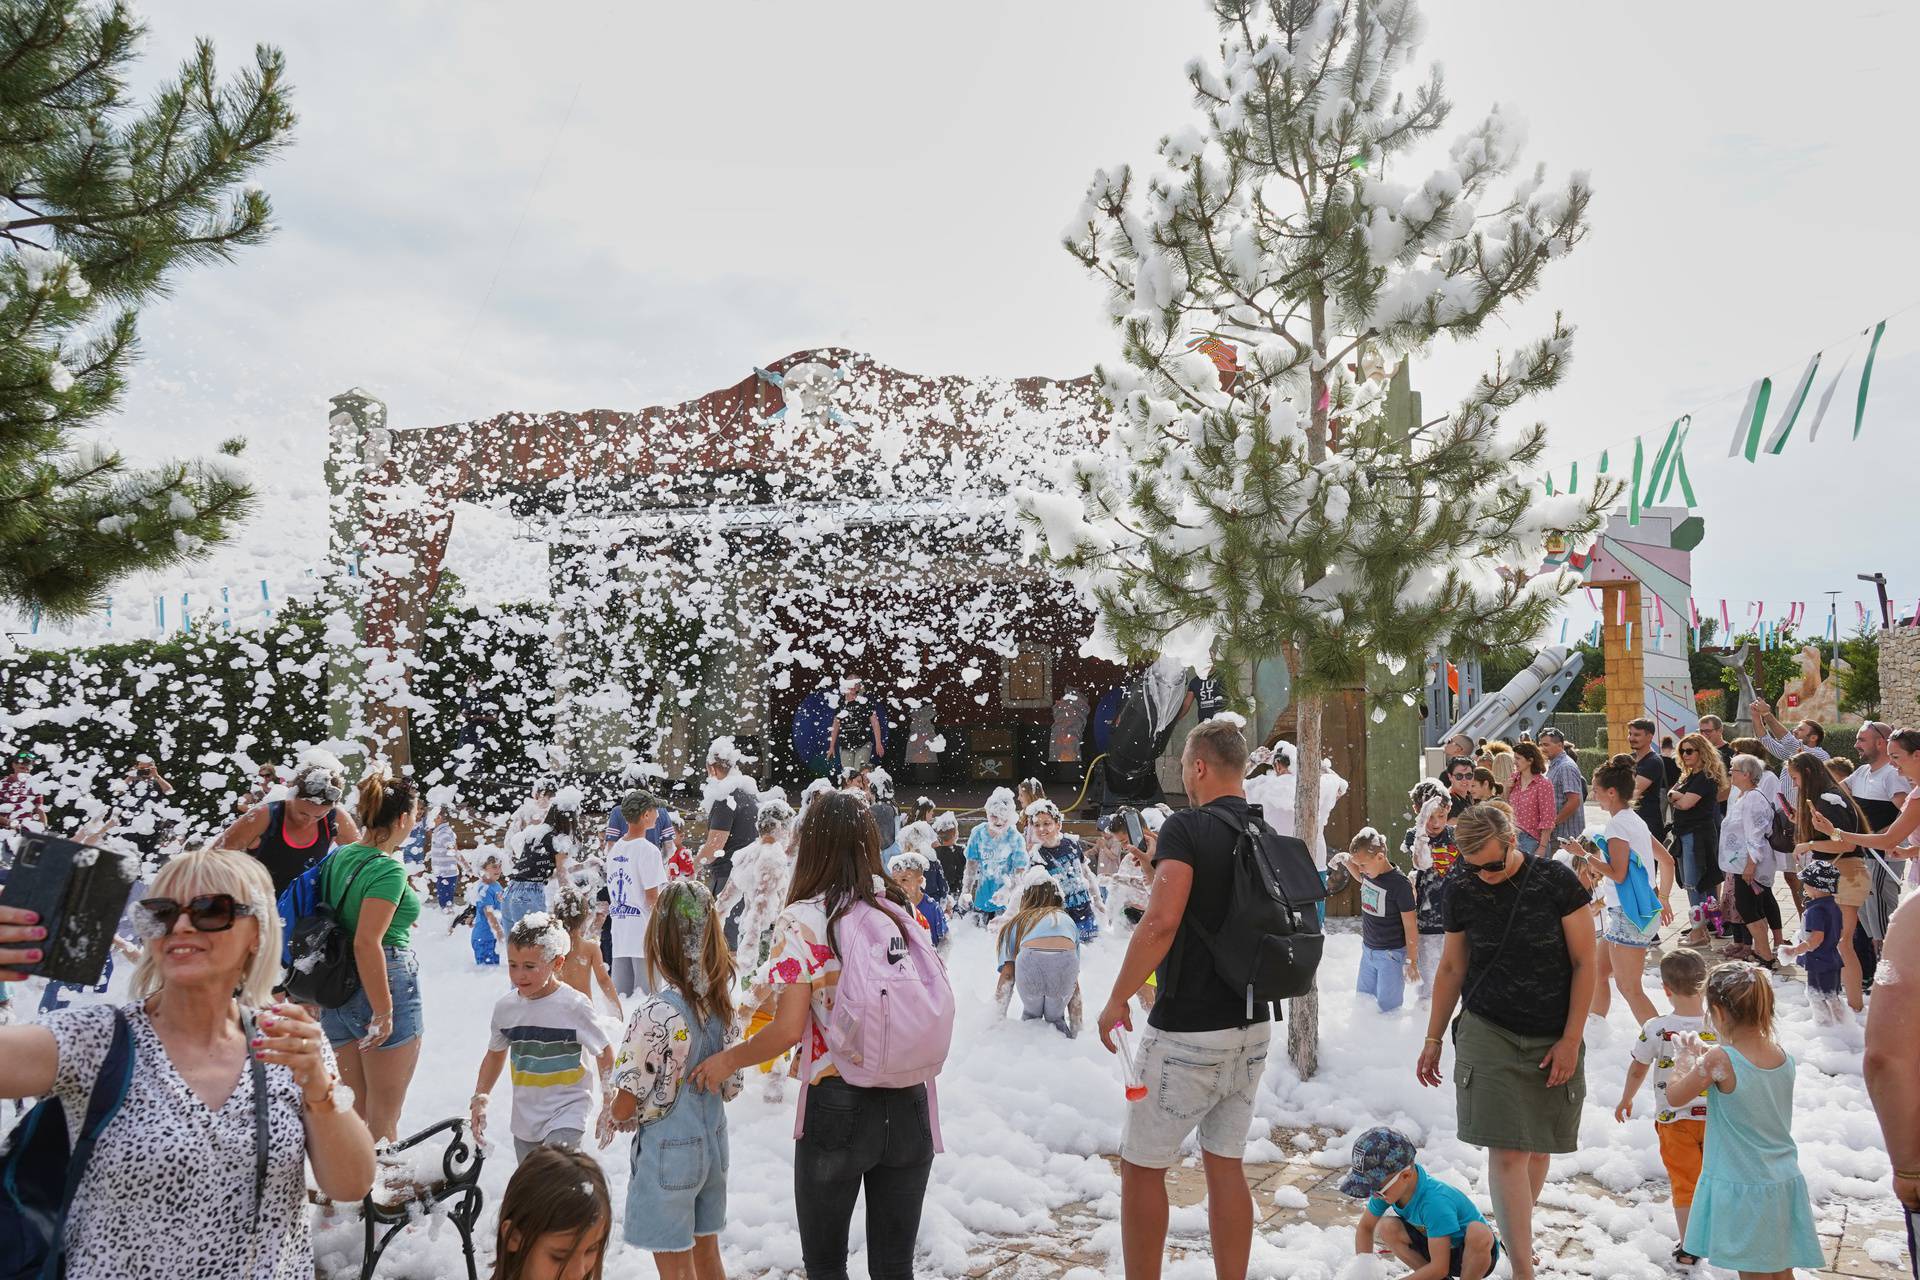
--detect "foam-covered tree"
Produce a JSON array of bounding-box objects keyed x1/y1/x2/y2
[
  {"x1": 1016, "y1": 0, "x2": 1619, "y2": 1073},
  {"x1": 0, "y1": 0, "x2": 294, "y2": 619}
]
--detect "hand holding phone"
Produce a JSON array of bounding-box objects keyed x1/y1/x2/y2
[{"x1": 0, "y1": 832, "x2": 137, "y2": 985}]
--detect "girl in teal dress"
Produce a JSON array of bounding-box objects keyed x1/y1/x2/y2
[{"x1": 1666, "y1": 962, "x2": 1824, "y2": 1279}]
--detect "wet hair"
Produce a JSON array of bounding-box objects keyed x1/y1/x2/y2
[
  {"x1": 506, "y1": 912, "x2": 571, "y2": 961},
  {"x1": 1452, "y1": 803, "x2": 1516, "y2": 862},
  {"x1": 755, "y1": 795, "x2": 795, "y2": 836},
  {"x1": 1658, "y1": 948, "x2": 1707, "y2": 996},
  {"x1": 1183, "y1": 718, "x2": 1249, "y2": 773},
  {"x1": 1348, "y1": 826, "x2": 1388, "y2": 857},
  {"x1": 354, "y1": 766, "x2": 418, "y2": 835},
  {"x1": 1704, "y1": 961, "x2": 1775, "y2": 1039},
  {"x1": 494, "y1": 1146, "x2": 611, "y2": 1280},
  {"x1": 1592, "y1": 753, "x2": 1637, "y2": 803},
  {"x1": 480, "y1": 854, "x2": 502, "y2": 871},
  {"x1": 644, "y1": 879, "x2": 735, "y2": 1026},
  {"x1": 1000, "y1": 878, "x2": 1067, "y2": 955},
  {"x1": 785, "y1": 790, "x2": 913, "y2": 954},
  {"x1": 551, "y1": 888, "x2": 595, "y2": 935},
  {"x1": 913, "y1": 797, "x2": 934, "y2": 823}
]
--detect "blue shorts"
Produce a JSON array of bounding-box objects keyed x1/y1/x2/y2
[
  {"x1": 320, "y1": 946, "x2": 423, "y2": 1049},
  {"x1": 623, "y1": 1118, "x2": 729, "y2": 1252}
]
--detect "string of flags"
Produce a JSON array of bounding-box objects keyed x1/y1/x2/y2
[
  {"x1": 1555, "y1": 591, "x2": 1912, "y2": 653},
  {"x1": 1543, "y1": 316, "x2": 1891, "y2": 523}
]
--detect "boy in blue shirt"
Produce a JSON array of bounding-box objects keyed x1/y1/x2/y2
[{"x1": 1341, "y1": 1126, "x2": 1500, "y2": 1280}]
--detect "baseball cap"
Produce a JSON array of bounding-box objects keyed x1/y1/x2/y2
[
  {"x1": 620, "y1": 790, "x2": 665, "y2": 823},
  {"x1": 1337, "y1": 1126, "x2": 1417, "y2": 1199}
]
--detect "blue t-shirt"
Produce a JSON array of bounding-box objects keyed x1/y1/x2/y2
[
  {"x1": 1802, "y1": 895, "x2": 1842, "y2": 971},
  {"x1": 996, "y1": 908, "x2": 1080, "y2": 965},
  {"x1": 1368, "y1": 1166, "x2": 1489, "y2": 1250},
  {"x1": 604, "y1": 804, "x2": 674, "y2": 848},
  {"x1": 472, "y1": 881, "x2": 505, "y2": 939}
]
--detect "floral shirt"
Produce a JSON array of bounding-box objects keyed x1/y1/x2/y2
[{"x1": 763, "y1": 895, "x2": 843, "y2": 1083}]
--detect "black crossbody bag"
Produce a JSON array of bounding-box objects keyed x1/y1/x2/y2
[{"x1": 1451, "y1": 857, "x2": 1536, "y2": 1043}]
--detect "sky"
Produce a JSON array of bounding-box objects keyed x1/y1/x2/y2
[{"x1": 25, "y1": 0, "x2": 1920, "y2": 643}]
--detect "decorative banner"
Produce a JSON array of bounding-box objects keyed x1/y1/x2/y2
[
  {"x1": 1762, "y1": 354, "x2": 1820, "y2": 455},
  {"x1": 1807, "y1": 350, "x2": 1853, "y2": 442},
  {"x1": 1857, "y1": 320, "x2": 1887, "y2": 438},
  {"x1": 1730, "y1": 376, "x2": 1772, "y2": 461}
]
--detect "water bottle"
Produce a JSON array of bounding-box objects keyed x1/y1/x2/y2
[{"x1": 1113, "y1": 1024, "x2": 1147, "y2": 1102}]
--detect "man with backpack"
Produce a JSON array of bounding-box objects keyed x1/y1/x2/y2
[{"x1": 1097, "y1": 718, "x2": 1323, "y2": 1280}]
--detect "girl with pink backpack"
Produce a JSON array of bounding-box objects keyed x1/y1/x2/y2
[{"x1": 690, "y1": 791, "x2": 954, "y2": 1280}]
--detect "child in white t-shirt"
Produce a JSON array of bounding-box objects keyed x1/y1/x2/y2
[
  {"x1": 605, "y1": 792, "x2": 669, "y2": 998},
  {"x1": 1613, "y1": 948, "x2": 1714, "y2": 1265},
  {"x1": 470, "y1": 913, "x2": 614, "y2": 1162}
]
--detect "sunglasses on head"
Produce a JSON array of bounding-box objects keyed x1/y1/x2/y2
[{"x1": 137, "y1": 894, "x2": 258, "y2": 935}]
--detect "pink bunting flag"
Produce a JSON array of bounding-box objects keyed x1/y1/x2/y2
[
  {"x1": 1655, "y1": 597, "x2": 1665, "y2": 627},
  {"x1": 1720, "y1": 599, "x2": 1731, "y2": 630}
]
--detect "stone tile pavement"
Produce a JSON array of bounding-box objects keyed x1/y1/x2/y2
[{"x1": 958, "y1": 1132, "x2": 1910, "y2": 1278}]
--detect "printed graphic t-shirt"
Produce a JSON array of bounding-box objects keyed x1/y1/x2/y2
[{"x1": 488, "y1": 983, "x2": 610, "y2": 1142}]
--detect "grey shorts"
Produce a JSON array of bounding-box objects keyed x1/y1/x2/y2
[
  {"x1": 1119, "y1": 1022, "x2": 1271, "y2": 1169},
  {"x1": 514, "y1": 1128, "x2": 584, "y2": 1162}
]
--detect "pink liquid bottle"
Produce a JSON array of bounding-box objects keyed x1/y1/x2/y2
[{"x1": 1113, "y1": 1025, "x2": 1147, "y2": 1102}]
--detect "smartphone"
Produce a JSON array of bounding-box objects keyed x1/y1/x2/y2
[
  {"x1": 0, "y1": 831, "x2": 138, "y2": 985},
  {"x1": 1123, "y1": 809, "x2": 1143, "y2": 847}
]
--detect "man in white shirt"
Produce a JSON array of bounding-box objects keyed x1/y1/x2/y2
[
  {"x1": 1848, "y1": 722, "x2": 1910, "y2": 950},
  {"x1": 606, "y1": 790, "x2": 668, "y2": 997}
]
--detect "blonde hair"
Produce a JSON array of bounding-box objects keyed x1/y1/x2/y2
[
  {"x1": 130, "y1": 848, "x2": 283, "y2": 1008},
  {"x1": 1676, "y1": 731, "x2": 1727, "y2": 790},
  {"x1": 1452, "y1": 803, "x2": 1516, "y2": 861}
]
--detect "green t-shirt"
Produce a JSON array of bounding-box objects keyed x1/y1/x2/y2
[{"x1": 323, "y1": 842, "x2": 419, "y2": 949}]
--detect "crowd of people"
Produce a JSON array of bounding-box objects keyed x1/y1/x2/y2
[{"x1": 0, "y1": 698, "x2": 1916, "y2": 1280}]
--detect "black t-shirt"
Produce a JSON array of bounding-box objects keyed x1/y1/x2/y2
[
  {"x1": 1189, "y1": 675, "x2": 1227, "y2": 722},
  {"x1": 934, "y1": 841, "x2": 965, "y2": 896},
  {"x1": 1442, "y1": 855, "x2": 1591, "y2": 1038},
  {"x1": 512, "y1": 830, "x2": 560, "y2": 883},
  {"x1": 1150, "y1": 796, "x2": 1272, "y2": 1033},
  {"x1": 706, "y1": 785, "x2": 760, "y2": 881},
  {"x1": 1633, "y1": 752, "x2": 1667, "y2": 836},
  {"x1": 835, "y1": 696, "x2": 877, "y2": 747},
  {"x1": 1448, "y1": 792, "x2": 1473, "y2": 818},
  {"x1": 1670, "y1": 773, "x2": 1719, "y2": 835},
  {"x1": 1359, "y1": 868, "x2": 1418, "y2": 951}
]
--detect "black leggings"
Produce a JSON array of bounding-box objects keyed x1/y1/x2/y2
[
  {"x1": 794, "y1": 1077, "x2": 936, "y2": 1280},
  {"x1": 1733, "y1": 876, "x2": 1783, "y2": 934}
]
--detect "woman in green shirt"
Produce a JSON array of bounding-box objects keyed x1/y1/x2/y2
[{"x1": 318, "y1": 768, "x2": 423, "y2": 1142}]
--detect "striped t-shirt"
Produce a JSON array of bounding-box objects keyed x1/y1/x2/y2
[{"x1": 488, "y1": 983, "x2": 610, "y2": 1142}]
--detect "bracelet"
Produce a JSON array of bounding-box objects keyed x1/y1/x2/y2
[
  {"x1": 1423, "y1": 1036, "x2": 1443, "y2": 1046},
  {"x1": 1897, "y1": 1168, "x2": 1920, "y2": 1180}
]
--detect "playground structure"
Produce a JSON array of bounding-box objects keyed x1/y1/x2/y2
[{"x1": 1429, "y1": 505, "x2": 1704, "y2": 752}]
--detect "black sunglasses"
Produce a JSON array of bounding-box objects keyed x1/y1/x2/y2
[
  {"x1": 1460, "y1": 846, "x2": 1514, "y2": 876},
  {"x1": 138, "y1": 894, "x2": 258, "y2": 934}
]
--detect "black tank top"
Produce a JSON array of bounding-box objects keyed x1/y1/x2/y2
[{"x1": 253, "y1": 800, "x2": 337, "y2": 899}]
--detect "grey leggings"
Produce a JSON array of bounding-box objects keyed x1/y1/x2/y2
[
  {"x1": 1015, "y1": 947, "x2": 1080, "y2": 1034},
  {"x1": 611, "y1": 955, "x2": 653, "y2": 998},
  {"x1": 515, "y1": 1128, "x2": 583, "y2": 1161}
]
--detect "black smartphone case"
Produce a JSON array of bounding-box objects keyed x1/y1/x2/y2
[{"x1": 0, "y1": 832, "x2": 137, "y2": 985}]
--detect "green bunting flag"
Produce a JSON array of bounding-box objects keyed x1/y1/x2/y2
[
  {"x1": 1763, "y1": 354, "x2": 1820, "y2": 454},
  {"x1": 1856, "y1": 319, "x2": 1887, "y2": 439},
  {"x1": 1628, "y1": 436, "x2": 1645, "y2": 523}
]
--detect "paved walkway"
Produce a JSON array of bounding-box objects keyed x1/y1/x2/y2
[{"x1": 960, "y1": 1134, "x2": 1909, "y2": 1278}]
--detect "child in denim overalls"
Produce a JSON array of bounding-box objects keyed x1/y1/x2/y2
[{"x1": 601, "y1": 878, "x2": 741, "y2": 1278}]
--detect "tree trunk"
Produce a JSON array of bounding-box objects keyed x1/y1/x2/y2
[{"x1": 1287, "y1": 686, "x2": 1326, "y2": 1078}]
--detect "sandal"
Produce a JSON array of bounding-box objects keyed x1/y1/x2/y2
[{"x1": 1673, "y1": 1245, "x2": 1701, "y2": 1266}]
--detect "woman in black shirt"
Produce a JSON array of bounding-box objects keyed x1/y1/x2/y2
[
  {"x1": 1417, "y1": 803, "x2": 1595, "y2": 1280},
  {"x1": 1793, "y1": 751, "x2": 1870, "y2": 1012},
  {"x1": 1666, "y1": 731, "x2": 1726, "y2": 945}
]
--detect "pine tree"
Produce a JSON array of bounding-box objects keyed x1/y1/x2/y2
[
  {"x1": 0, "y1": 0, "x2": 294, "y2": 619},
  {"x1": 1018, "y1": 0, "x2": 1621, "y2": 1073}
]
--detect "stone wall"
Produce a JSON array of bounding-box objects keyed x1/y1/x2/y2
[{"x1": 1880, "y1": 626, "x2": 1920, "y2": 726}]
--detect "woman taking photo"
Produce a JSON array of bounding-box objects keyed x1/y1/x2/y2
[
  {"x1": 319, "y1": 767, "x2": 425, "y2": 1141},
  {"x1": 1666, "y1": 731, "x2": 1726, "y2": 944},
  {"x1": 1418, "y1": 803, "x2": 1595, "y2": 1280},
  {"x1": 1507, "y1": 742, "x2": 1556, "y2": 854},
  {"x1": 688, "y1": 790, "x2": 936, "y2": 1280},
  {"x1": 0, "y1": 848, "x2": 374, "y2": 1277}
]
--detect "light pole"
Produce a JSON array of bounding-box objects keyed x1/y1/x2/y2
[{"x1": 1826, "y1": 590, "x2": 1842, "y2": 661}]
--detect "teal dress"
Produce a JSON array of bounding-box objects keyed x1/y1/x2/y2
[{"x1": 1682, "y1": 1043, "x2": 1825, "y2": 1272}]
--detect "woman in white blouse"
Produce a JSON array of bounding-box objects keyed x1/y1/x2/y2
[
  {"x1": 1722, "y1": 754, "x2": 1785, "y2": 964},
  {"x1": 0, "y1": 848, "x2": 374, "y2": 1278}
]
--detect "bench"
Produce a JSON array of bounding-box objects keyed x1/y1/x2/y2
[{"x1": 359, "y1": 1117, "x2": 487, "y2": 1280}]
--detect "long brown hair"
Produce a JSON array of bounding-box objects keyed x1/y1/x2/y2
[
  {"x1": 785, "y1": 789, "x2": 913, "y2": 952},
  {"x1": 1789, "y1": 750, "x2": 1866, "y2": 843},
  {"x1": 999, "y1": 878, "x2": 1066, "y2": 956},
  {"x1": 644, "y1": 879, "x2": 736, "y2": 1026},
  {"x1": 493, "y1": 1146, "x2": 610, "y2": 1280}
]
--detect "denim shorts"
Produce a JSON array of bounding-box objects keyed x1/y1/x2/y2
[
  {"x1": 624, "y1": 1118, "x2": 729, "y2": 1252},
  {"x1": 320, "y1": 946, "x2": 423, "y2": 1049},
  {"x1": 1601, "y1": 906, "x2": 1660, "y2": 949},
  {"x1": 1120, "y1": 1022, "x2": 1271, "y2": 1168}
]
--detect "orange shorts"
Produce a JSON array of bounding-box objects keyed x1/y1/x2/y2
[{"x1": 1657, "y1": 1118, "x2": 1706, "y2": 1206}]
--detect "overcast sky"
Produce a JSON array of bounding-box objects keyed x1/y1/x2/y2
[{"x1": 51, "y1": 0, "x2": 1920, "y2": 641}]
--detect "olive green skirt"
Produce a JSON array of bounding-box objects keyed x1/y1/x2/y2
[{"x1": 1453, "y1": 1009, "x2": 1585, "y2": 1153}]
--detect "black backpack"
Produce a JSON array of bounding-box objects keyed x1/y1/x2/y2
[
  {"x1": 284, "y1": 854, "x2": 379, "y2": 1008},
  {"x1": 0, "y1": 1010, "x2": 133, "y2": 1280},
  {"x1": 1766, "y1": 803, "x2": 1797, "y2": 857},
  {"x1": 1183, "y1": 802, "x2": 1327, "y2": 1019}
]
